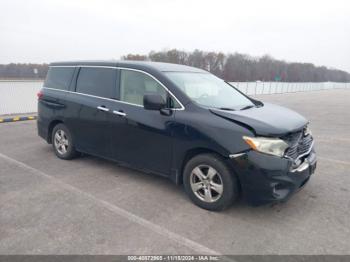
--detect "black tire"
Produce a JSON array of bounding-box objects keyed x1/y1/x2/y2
[
  {"x1": 183, "y1": 153, "x2": 239, "y2": 211},
  {"x1": 52, "y1": 123, "x2": 79, "y2": 160}
]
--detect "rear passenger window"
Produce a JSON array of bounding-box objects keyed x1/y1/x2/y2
[
  {"x1": 76, "y1": 68, "x2": 117, "y2": 99},
  {"x1": 44, "y1": 67, "x2": 74, "y2": 90}
]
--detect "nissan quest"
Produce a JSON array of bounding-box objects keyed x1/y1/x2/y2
[{"x1": 37, "y1": 61, "x2": 317, "y2": 211}]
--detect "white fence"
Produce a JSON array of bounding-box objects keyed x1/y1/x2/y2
[
  {"x1": 0, "y1": 80, "x2": 349, "y2": 115},
  {"x1": 0, "y1": 80, "x2": 43, "y2": 115},
  {"x1": 232, "y1": 81, "x2": 350, "y2": 95}
]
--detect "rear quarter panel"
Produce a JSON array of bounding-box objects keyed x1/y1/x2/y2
[{"x1": 37, "y1": 88, "x2": 67, "y2": 142}]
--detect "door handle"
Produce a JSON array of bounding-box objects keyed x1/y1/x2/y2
[
  {"x1": 113, "y1": 110, "x2": 127, "y2": 117},
  {"x1": 97, "y1": 106, "x2": 109, "y2": 112}
]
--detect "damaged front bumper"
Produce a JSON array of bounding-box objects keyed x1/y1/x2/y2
[{"x1": 230, "y1": 147, "x2": 317, "y2": 206}]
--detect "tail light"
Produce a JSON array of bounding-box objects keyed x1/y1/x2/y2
[{"x1": 37, "y1": 90, "x2": 43, "y2": 99}]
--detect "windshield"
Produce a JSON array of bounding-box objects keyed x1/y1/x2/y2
[{"x1": 165, "y1": 72, "x2": 254, "y2": 110}]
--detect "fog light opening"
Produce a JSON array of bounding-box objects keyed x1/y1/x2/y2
[{"x1": 272, "y1": 183, "x2": 289, "y2": 198}]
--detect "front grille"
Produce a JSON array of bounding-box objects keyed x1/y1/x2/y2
[{"x1": 283, "y1": 130, "x2": 313, "y2": 160}]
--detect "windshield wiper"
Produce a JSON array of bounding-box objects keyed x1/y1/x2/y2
[
  {"x1": 240, "y1": 105, "x2": 255, "y2": 110},
  {"x1": 218, "y1": 107, "x2": 236, "y2": 111}
]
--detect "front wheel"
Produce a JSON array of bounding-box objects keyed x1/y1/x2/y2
[
  {"x1": 183, "y1": 153, "x2": 239, "y2": 211},
  {"x1": 52, "y1": 123, "x2": 79, "y2": 160}
]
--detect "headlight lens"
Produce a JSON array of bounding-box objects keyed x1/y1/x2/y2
[{"x1": 243, "y1": 136, "x2": 289, "y2": 157}]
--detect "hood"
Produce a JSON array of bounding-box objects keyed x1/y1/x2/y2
[{"x1": 210, "y1": 103, "x2": 307, "y2": 136}]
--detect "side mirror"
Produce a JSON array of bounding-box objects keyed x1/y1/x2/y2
[{"x1": 143, "y1": 94, "x2": 166, "y2": 110}]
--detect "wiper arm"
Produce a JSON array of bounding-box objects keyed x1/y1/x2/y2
[
  {"x1": 240, "y1": 105, "x2": 255, "y2": 110},
  {"x1": 218, "y1": 107, "x2": 236, "y2": 111}
]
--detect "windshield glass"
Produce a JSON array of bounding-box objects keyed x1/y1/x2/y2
[{"x1": 165, "y1": 72, "x2": 254, "y2": 109}]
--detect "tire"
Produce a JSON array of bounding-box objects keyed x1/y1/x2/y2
[
  {"x1": 183, "y1": 153, "x2": 239, "y2": 211},
  {"x1": 52, "y1": 123, "x2": 79, "y2": 160}
]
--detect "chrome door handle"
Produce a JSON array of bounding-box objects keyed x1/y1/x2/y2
[
  {"x1": 97, "y1": 106, "x2": 109, "y2": 112},
  {"x1": 113, "y1": 110, "x2": 127, "y2": 117}
]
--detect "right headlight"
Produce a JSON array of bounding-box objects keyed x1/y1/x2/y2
[{"x1": 243, "y1": 136, "x2": 289, "y2": 157}]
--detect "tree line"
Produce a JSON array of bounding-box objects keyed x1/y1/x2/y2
[
  {"x1": 123, "y1": 49, "x2": 350, "y2": 82},
  {"x1": 1, "y1": 50, "x2": 349, "y2": 82},
  {"x1": 0, "y1": 63, "x2": 48, "y2": 80}
]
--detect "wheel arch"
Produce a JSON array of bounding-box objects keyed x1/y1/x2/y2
[{"x1": 176, "y1": 147, "x2": 238, "y2": 185}]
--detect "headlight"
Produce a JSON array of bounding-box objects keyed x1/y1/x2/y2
[{"x1": 243, "y1": 136, "x2": 289, "y2": 157}]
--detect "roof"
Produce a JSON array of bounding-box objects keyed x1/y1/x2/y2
[{"x1": 49, "y1": 60, "x2": 207, "y2": 73}]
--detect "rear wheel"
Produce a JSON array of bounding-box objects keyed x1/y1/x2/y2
[
  {"x1": 52, "y1": 123, "x2": 79, "y2": 160},
  {"x1": 183, "y1": 153, "x2": 238, "y2": 211}
]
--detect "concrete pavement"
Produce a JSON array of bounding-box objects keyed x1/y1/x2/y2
[{"x1": 0, "y1": 89, "x2": 349, "y2": 255}]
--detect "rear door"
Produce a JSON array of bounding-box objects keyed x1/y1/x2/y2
[
  {"x1": 64, "y1": 67, "x2": 118, "y2": 158},
  {"x1": 108, "y1": 69, "x2": 178, "y2": 175}
]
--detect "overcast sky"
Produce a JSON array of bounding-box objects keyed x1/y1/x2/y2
[{"x1": 1, "y1": 0, "x2": 349, "y2": 72}]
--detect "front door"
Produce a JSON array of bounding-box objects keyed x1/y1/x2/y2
[{"x1": 108, "y1": 69, "x2": 176, "y2": 175}]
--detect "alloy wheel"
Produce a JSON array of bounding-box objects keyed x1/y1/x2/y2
[
  {"x1": 54, "y1": 129, "x2": 69, "y2": 155},
  {"x1": 190, "y1": 165, "x2": 224, "y2": 203}
]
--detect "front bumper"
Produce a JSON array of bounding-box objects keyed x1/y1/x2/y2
[{"x1": 231, "y1": 148, "x2": 317, "y2": 206}]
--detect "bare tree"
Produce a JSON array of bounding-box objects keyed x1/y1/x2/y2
[{"x1": 1, "y1": 51, "x2": 350, "y2": 82}]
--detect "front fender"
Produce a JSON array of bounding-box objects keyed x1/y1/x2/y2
[{"x1": 171, "y1": 108, "x2": 253, "y2": 183}]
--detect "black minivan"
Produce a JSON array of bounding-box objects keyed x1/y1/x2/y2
[{"x1": 37, "y1": 61, "x2": 316, "y2": 211}]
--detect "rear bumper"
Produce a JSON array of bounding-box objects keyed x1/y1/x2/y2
[{"x1": 231, "y1": 148, "x2": 317, "y2": 206}]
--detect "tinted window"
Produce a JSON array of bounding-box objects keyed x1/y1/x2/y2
[
  {"x1": 44, "y1": 67, "x2": 74, "y2": 90},
  {"x1": 76, "y1": 68, "x2": 117, "y2": 98},
  {"x1": 120, "y1": 70, "x2": 181, "y2": 108}
]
